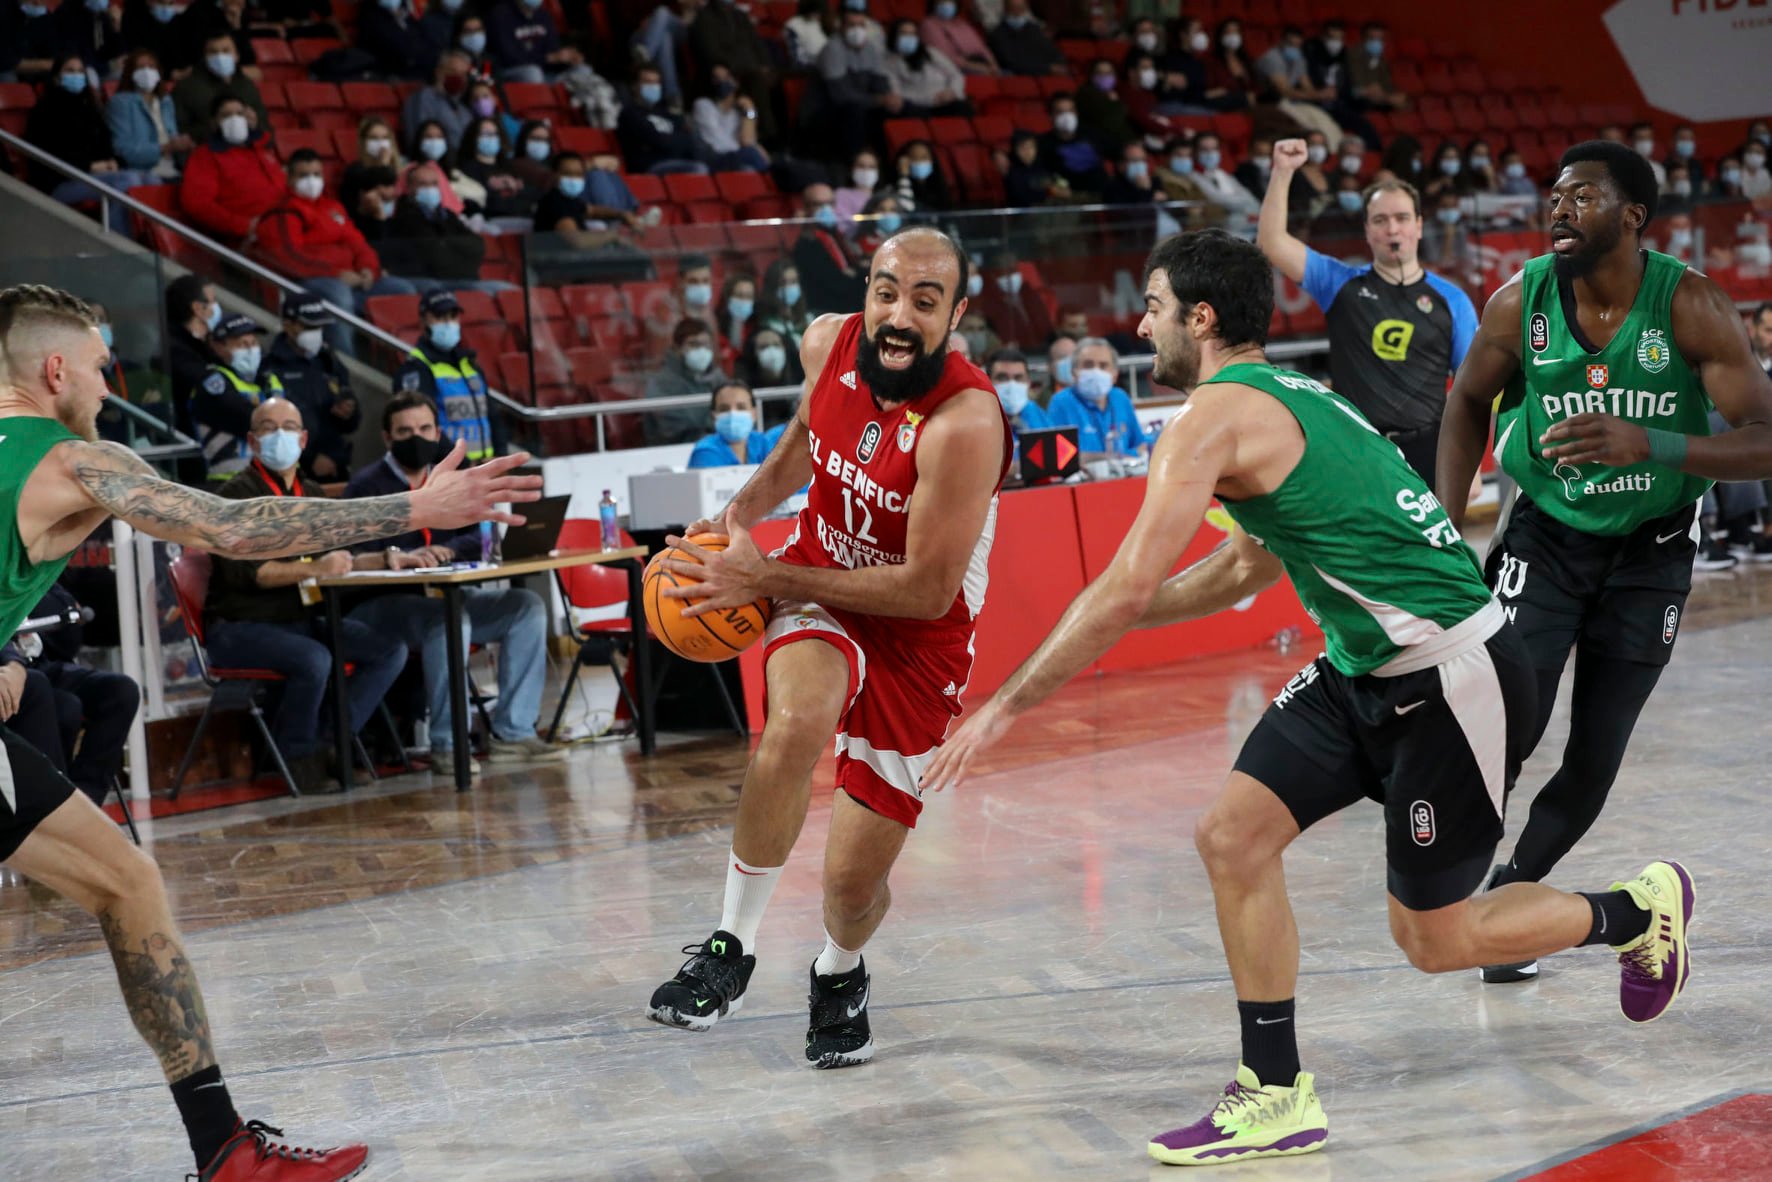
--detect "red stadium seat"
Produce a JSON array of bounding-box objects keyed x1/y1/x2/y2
[
  {"x1": 285, "y1": 81, "x2": 345, "y2": 112},
  {"x1": 454, "y1": 289, "x2": 499, "y2": 325},
  {"x1": 663, "y1": 173, "x2": 718, "y2": 204},
  {"x1": 565, "y1": 345, "x2": 613, "y2": 386},
  {"x1": 884, "y1": 118, "x2": 932, "y2": 157},
  {"x1": 714, "y1": 170, "x2": 771, "y2": 205},
  {"x1": 972, "y1": 114, "x2": 1012, "y2": 146},
  {"x1": 253, "y1": 38, "x2": 294, "y2": 64},
  {"x1": 557, "y1": 126, "x2": 617, "y2": 156},
  {"x1": 927, "y1": 115, "x2": 975, "y2": 144},
  {"x1": 274, "y1": 130, "x2": 333, "y2": 160},
  {"x1": 366, "y1": 294, "x2": 420, "y2": 339}
]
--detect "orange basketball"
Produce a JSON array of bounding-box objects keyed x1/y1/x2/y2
[{"x1": 643, "y1": 534, "x2": 771, "y2": 662}]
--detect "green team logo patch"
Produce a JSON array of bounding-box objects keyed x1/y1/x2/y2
[{"x1": 1636, "y1": 328, "x2": 1671, "y2": 374}]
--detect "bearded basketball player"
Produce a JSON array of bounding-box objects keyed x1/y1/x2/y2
[
  {"x1": 641, "y1": 228, "x2": 1012, "y2": 1068},
  {"x1": 0, "y1": 284, "x2": 539, "y2": 1179}
]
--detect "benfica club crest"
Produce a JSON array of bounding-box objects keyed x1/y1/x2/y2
[
  {"x1": 897, "y1": 410, "x2": 924, "y2": 453},
  {"x1": 1586, "y1": 364, "x2": 1609, "y2": 389}
]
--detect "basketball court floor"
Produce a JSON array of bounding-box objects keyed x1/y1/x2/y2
[{"x1": 3, "y1": 567, "x2": 1770, "y2": 1180}]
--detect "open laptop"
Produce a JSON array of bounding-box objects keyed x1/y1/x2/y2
[{"x1": 498, "y1": 494, "x2": 571, "y2": 561}]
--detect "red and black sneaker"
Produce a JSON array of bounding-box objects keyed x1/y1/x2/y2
[{"x1": 192, "y1": 1120, "x2": 368, "y2": 1182}]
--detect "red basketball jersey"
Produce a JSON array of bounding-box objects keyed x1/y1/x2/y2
[{"x1": 779, "y1": 313, "x2": 1012, "y2": 632}]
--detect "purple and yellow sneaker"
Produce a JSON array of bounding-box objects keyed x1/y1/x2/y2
[
  {"x1": 1611, "y1": 860, "x2": 1696, "y2": 1023},
  {"x1": 1148, "y1": 1064, "x2": 1327, "y2": 1166}
]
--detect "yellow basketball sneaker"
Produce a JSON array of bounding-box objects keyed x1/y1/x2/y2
[
  {"x1": 1148, "y1": 1064, "x2": 1327, "y2": 1166},
  {"x1": 1610, "y1": 860, "x2": 1695, "y2": 1023}
]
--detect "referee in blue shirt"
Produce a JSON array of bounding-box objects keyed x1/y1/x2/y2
[{"x1": 1257, "y1": 138, "x2": 1478, "y2": 486}]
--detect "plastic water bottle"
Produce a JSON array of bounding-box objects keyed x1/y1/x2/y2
[
  {"x1": 478, "y1": 519, "x2": 494, "y2": 564},
  {"x1": 598, "y1": 489, "x2": 619, "y2": 550}
]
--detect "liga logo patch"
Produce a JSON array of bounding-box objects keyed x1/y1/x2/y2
[
  {"x1": 1529, "y1": 312, "x2": 1550, "y2": 353},
  {"x1": 856, "y1": 421, "x2": 882, "y2": 463},
  {"x1": 1411, "y1": 800, "x2": 1436, "y2": 847},
  {"x1": 1587, "y1": 364, "x2": 1609, "y2": 389},
  {"x1": 1663, "y1": 604, "x2": 1679, "y2": 645}
]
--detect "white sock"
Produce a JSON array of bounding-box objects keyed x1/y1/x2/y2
[
  {"x1": 717, "y1": 849, "x2": 782, "y2": 950},
  {"x1": 813, "y1": 929, "x2": 862, "y2": 977}
]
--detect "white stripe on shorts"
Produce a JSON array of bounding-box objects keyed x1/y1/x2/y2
[
  {"x1": 0, "y1": 742, "x2": 16, "y2": 813},
  {"x1": 1437, "y1": 642, "x2": 1507, "y2": 822},
  {"x1": 836, "y1": 732, "x2": 936, "y2": 801}
]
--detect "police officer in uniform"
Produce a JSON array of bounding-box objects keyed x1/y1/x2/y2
[
  {"x1": 194, "y1": 313, "x2": 283, "y2": 481},
  {"x1": 264, "y1": 289, "x2": 361, "y2": 482},
  {"x1": 1257, "y1": 139, "x2": 1479, "y2": 486},
  {"x1": 393, "y1": 291, "x2": 496, "y2": 462}
]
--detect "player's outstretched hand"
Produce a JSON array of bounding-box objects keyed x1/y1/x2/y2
[
  {"x1": 921, "y1": 695, "x2": 1016, "y2": 794},
  {"x1": 1272, "y1": 138, "x2": 1309, "y2": 175},
  {"x1": 412, "y1": 442, "x2": 544, "y2": 528},
  {"x1": 1538, "y1": 413, "x2": 1651, "y2": 467},
  {"x1": 662, "y1": 508, "x2": 768, "y2": 618}
]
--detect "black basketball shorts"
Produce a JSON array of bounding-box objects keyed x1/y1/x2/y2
[
  {"x1": 1486, "y1": 495, "x2": 1698, "y2": 670},
  {"x1": 1232, "y1": 627, "x2": 1538, "y2": 911},
  {"x1": 0, "y1": 722, "x2": 78, "y2": 861}
]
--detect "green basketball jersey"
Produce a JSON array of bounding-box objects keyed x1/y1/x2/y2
[
  {"x1": 1495, "y1": 250, "x2": 1713, "y2": 536},
  {"x1": 0, "y1": 416, "x2": 81, "y2": 643},
  {"x1": 1199, "y1": 363, "x2": 1498, "y2": 678}
]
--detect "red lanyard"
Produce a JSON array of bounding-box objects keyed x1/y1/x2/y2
[{"x1": 252, "y1": 459, "x2": 303, "y2": 497}]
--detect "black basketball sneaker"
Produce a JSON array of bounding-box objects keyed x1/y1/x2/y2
[
  {"x1": 646, "y1": 930, "x2": 756, "y2": 1031},
  {"x1": 1478, "y1": 865, "x2": 1540, "y2": 983},
  {"x1": 805, "y1": 959, "x2": 874, "y2": 1068}
]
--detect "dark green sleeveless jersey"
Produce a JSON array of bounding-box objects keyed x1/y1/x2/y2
[
  {"x1": 1495, "y1": 250, "x2": 1713, "y2": 536},
  {"x1": 0, "y1": 416, "x2": 82, "y2": 642},
  {"x1": 1199, "y1": 363, "x2": 1499, "y2": 678}
]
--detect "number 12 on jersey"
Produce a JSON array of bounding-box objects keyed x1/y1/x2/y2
[{"x1": 841, "y1": 487, "x2": 878, "y2": 543}]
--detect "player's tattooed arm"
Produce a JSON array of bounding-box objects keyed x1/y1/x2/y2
[{"x1": 66, "y1": 440, "x2": 412, "y2": 559}]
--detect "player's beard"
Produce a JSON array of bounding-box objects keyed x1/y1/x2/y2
[
  {"x1": 856, "y1": 323, "x2": 949, "y2": 405},
  {"x1": 56, "y1": 394, "x2": 101, "y2": 441},
  {"x1": 1153, "y1": 325, "x2": 1201, "y2": 390},
  {"x1": 1551, "y1": 218, "x2": 1621, "y2": 280}
]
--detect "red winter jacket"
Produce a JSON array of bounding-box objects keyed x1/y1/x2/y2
[
  {"x1": 253, "y1": 194, "x2": 382, "y2": 280},
  {"x1": 178, "y1": 137, "x2": 286, "y2": 241}
]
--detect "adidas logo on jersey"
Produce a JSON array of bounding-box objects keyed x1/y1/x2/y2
[
  {"x1": 840, "y1": 371, "x2": 858, "y2": 389},
  {"x1": 941, "y1": 681, "x2": 957, "y2": 696}
]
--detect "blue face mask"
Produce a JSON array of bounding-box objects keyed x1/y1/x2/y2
[
  {"x1": 377, "y1": 0, "x2": 400, "y2": 9},
  {"x1": 814, "y1": 205, "x2": 839, "y2": 229},
  {"x1": 1439, "y1": 157, "x2": 1460, "y2": 176},
  {"x1": 1436, "y1": 207, "x2": 1461, "y2": 225},
  {"x1": 20, "y1": 3, "x2": 47, "y2": 15},
  {"x1": 1170, "y1": 155, "x2": 1194, "y2": 174},
  {"x1": 255, "y1": 428, "x2": 303, "y2": 471},
  {"x1": 895, "y1": 34, "x2": 919, "y2": 55},
  {"x1": 1364, "y1": 37, "x2": 1384, "y2": 56},
  {"x1": 98, "y1": 324, "x2": 114, "y2": 349},
  {"x1": 59, "y1": 73, "x2": 88, "y2": 95},
  {"x1": 728, "y1": 297, "x2": 754, "y2": 322},
  {"x1": 715, "y1": 409, "x2": 754, "y2": 442},
  {"x1": 415, "y1": 185, "x2": 443, "y2": 211},
  {"x1": 207, "y1": 53, "x2": 237, "y2": 79},
  {"x1": 85, "y1": 0, "x2": 107, "y2": 11},
  {"x1": 475, "y1": 134, "x2": 501, "y2": 158},
  {"x1": 461, "y1": 31, "x2": 486, "y2": 53},
  {"x1": 206, "y1": 300, "x2": 223, "y2": 330},
  {"x1": 935, "y1": 1, "x2": 955, "y2": 17},
  {"x1": 1282, "y1": 44, "x2": 1303, "y2": 63},
  {"x1": 1336, "y1": 189, "x2": 1363, "y2": 212},
  {"x1": 420, "y1": 137, "x2": 448, "y2": 160},
  {"x1": 1053, "y1": 355, "x2": 1072, "y2": 386},
  {"x1": 1197, "y1": 150, "x2": 1221, "y2": 170},
  {"x1": 909, "y1": 159, "x2": 934, "y2": 181},
  {"x1": 1124, "y1": 160, "x2": 1148, "y2": 179},
  {"x1": 639, "y1": 82, "x2": 663, "y2": 105},
  {"x1": 526, "y1": 139, "x2": 552, "y2": 162},
  {"x1": 1674, "y1": 139, "x2": 1695, "y2": 158},
  {"x1": 995, "y1": 379, "x2": 1028, "y2": 416},
  {"x1": 429, "y1": 319, "x2": 462, "y2": 350},
  {"x1": 1075, "y1": 366, "x2": 1113, "y2": 403},
  {"x1": 229, "y1": 345, "x2": 261, "y2": 379},
  {"x1": 558, "y1": 175, "x2": 585, "y2": 198},
  {"x1": 684, "y1": 282, "x2": 712, "y2": 308},
  {"x1": 877, "y1": 211, "x2": 902, "y2": 234},
  {"x1": 779, "y1": 282, "x2": 802, "y2": 306},
  {"x1": 151, "y1": 3, "x2": 179, "y2": 21}
]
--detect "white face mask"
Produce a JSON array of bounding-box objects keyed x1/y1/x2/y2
[
  {"x1": 366, "y1": 136, "x2": 392, "y2": 158},
  {"x1": 1053, "y1": 111, "x2": 1078, "y2": 136},
  {"x1": 683, "y1": 345, "x2": 714, "y2": 373},
  {"x1": 220, "y1": 114, "x2": 249, "y2": 144},
  {"x1": 295, "y1": 327, "x2": 325, "y2": 355},
  {"x1": 996, "y1": 272, "x2": 1023, "y2": 295},
  {"x1": 852, "y1": 166, "x2": 878, "y2": 189},
  {"x1": 293, "y1": 174, "x2": 324, "y2": 200},
  {"x1": 1221, "y1": 31, "x2": 1242, "y2": 50},
  {"x1": 844, "y1": 26, "x2": 867, "y2": 48},
  {"x1": 1136, "y1": 68, "x2": 1157, "y2": 90},
  {"x1": 757, "y1": 344, "x2": 786, "y2": 373},
  {"x1": 133, "y1": 66, "x2": 161, "y2": 92},
  {"x1": 966, "y1": 272, "x2": 983, "y2": 297},
  {"x1": 1306, "y1": 144, "x2": 1327, "y2": 165},
  {"x1": 1188, "y1": 30, "x2": 1209, "y2": 52}
]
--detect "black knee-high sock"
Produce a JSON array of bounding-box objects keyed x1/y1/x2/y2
[
  {"x1": 171, "y1": 1065, "x2": 241, "y2": 1169},
  {"x1": 1505, "y1": 656, "x2": 1663, "y2": 883},
  {"x1": 1237, "y1": 999, "x2": 1300, "y2": 1087}
]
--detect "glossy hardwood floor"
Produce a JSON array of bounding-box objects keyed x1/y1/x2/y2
[{"x1": 2, "y1": 561, "x2": 1770, "y2": 1180}]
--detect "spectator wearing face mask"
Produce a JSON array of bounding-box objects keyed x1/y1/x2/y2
[
  {"x1": 1420, "y1": 189, "x2": 1474, "y2": 272},
  {"x1": 631, "y1": 0, "x2": 698, "y2": 103},
  {"x1": 400, "y1": 117, "x2": 484, "y2": 216},
  {"x1": 55, "y1": 0, "x2": 127, "y2": 81},
  {"x1": 262, "y1": 290, "x2": 360, "y2": 482},
  {"x1": 757, "y1": 258, "x2": 814, "y2": 351},
  {"x1": 854, "y1": 192, "x2": 906, "y2": 258},
  {"x1": 2, "y1": 0, "x2": 66, "y2": 82},
  {"x1": 1312, "y1": 170, "x2": 1368, "y2": 235},
  {"x1": 618, "y1": 64, "x2": 708, "y2": 174},
  {"x1": 1497, "y1": 148, "x2": 1536, "y2": 197},
  {"x1": 1073, "y1": 57, "x2": 1136, "y2": 155},
  {"x1": 688, "y1": 381, "x2": 785, "y2": 468},
  {"x1": 195, "y1": 313, "x2": 284, "y2": 480},
  {"x1": 1334, "y1": 137, "x2": 1367, "y2": 183},
  {"x1": 1740, "y1": 144, "x2": 1772, "y2": 200},
  {"x1": 255, "y1": 149, "x2": 419, "y2": 349},
  {"x1": 178, "y1": 95, "x2": 285, "y2": 242},
  {"x1": 1346, "y1": 21, "x2": 1407, "y2": 113},
  {"x1": 1303, "y1": 20, "x2": 1348, "y2": 94},
  {"x1": 1005, "y1": 130, "x2": 1065, "y2": 205},
  {"x1": 1462, "y1": 139, "x2": 1498, "y2": 195},
  {"x1": 1628, "y1": 121, "x2": 1668, "y2": 189},
  {"x1": 1039, "y1": 93, "x2": 1109, "y2": 195},
  {"x1": 24, "y1": 54, "x2": 160, "y2": 232},
  {"x1": 716, "y1": 273, "x2": 759, "y2": 363},
  {"x1": 893, "y1": 139, "x2": 952, "y2": 210},
  {"x1": 528, "y1": 151, "x2": 653, "y2": 285},
  {"x1": 172, "y1": 31, "x2": 268, "y2": 142},
  {"x1": 417, "y1": 0, "x2": 472, "y2": 66},
  {"x1": 689, "y1": 0, "x2": 780, "y2": 142},
  {"x1": 393, "y1": 290, "x2": 496, "y2": 460},
  {"x1": 384, "y1": 161, "x2": 506, "y2": 295},
  {"x1": 1253, "y1": 25, "x2": 1343, "y2": 143},
  {"x1": 360, "y1": 0, "x2": 440, "y2": 79},
  {"x1": 636, "y1": 254, "x2": 715, "y2": 352},
  {"x1": 1279, "y1": 131, "x2": 1334, "y2": 220},
  {"x1": 1234, "y1": 134, "x2": 1276, "y2": 198},
  {"x1": 1423, "y1": 141, "x2": 1470, "y2": 201},
  {"x1": 1664, "y1": 124, "x2": 1705, "y2": 188},
  {"x1": 1045, "y1": 334, "x2": 1075, "y2": 399},
  {"x1": 646, "y1": 318, "x2": 728, "y2": 445},
  {"x1": 691, "y1": 64, "x2": 771, "y2": 173},
  {"x1": 922, "y1": 0, "x2": 996, "y2": 76},
  {"x1": 884, "y1": 18, "x2": 970, "y2": 116},
  {"x1": 736, "y1": 324, "x2": 804, "y2": 394},
  {"x1": 974, "y1": 250, "x2": 1051, "y2": 349},
  {"x1": 1104, "y1": 142, "x2": 1157, "y2": 206},
  {"x1": 108, "y1": 49, "x2": 192, "y2": 182},
  {"x1": 116, "y1": 0, "x2": 201, "y2": 74},
  {"x1": 1045, "y1": 337, "x2": 1145, "y2": 459},
  {"x1": 986, "y1": 347, "x2": 1048, "y2": 434},
  {"x1": 791, "y1": 183, "x2": 865, "y2": 314},
  {"x1": 458, "y1": 117, "x2": 538, "y2": 225},
  {"x1": 783, "y1": 0, "x2": 833, "y2": 67},
  {"x1": 835, "y1": 149, "x2": 885, "y2": 222},
  {"x1": 988, "y1": 0, "x2": 1066, "y2": 76},
  {"x1": 1189, "y1": 131, "x2": 1259, "y2": 217},
  {"x1": 403, "y1": 51, "x2": 476, "y2": 155},
  {"x1": 161, "y1": 275, "x2": 225, "y2": 477},
  {"x1": 1153, "y1": 137, "x2": 1208, "y2": 207},
  {"x1": 816, "y1": 10, "x2": 898, "y2": 150},
  {"x1": 488, "y1": 0, "x2": 584, "y2": 84}
]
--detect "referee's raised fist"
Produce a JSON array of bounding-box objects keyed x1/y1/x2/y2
[{"x1": 1272, "y1": 138, "x2": 1309, "y2": 174}]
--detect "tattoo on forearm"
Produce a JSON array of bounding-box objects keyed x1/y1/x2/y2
[
  {"x1": 99, "y1": 912, "x2": 217, "y2": 1081},
  {"x1": 70, "y1": 442, "x2": 412, "y2": 558}
]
